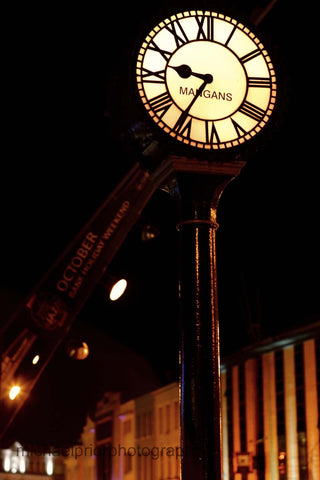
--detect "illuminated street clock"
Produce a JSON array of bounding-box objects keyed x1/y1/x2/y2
[{"x1": 136, "y1": 10, "x2": 277, "y2": 150}]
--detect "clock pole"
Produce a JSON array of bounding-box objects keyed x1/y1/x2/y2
[{"x1": 166, "y1": 156, "x2": 245, "y2": 480}]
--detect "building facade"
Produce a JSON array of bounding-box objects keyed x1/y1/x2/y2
[
  {"x1": 0, "y1": 441, "x2": 65, "y2": 479},
  {"x1": 93, "y1": 384, "x2": 180, "y2": 480},
  {"x1": 221, "y1": 321, "x2": 320, "y2": 480},
  {"x1": 65, "y1": 320, "x2": 320, "y2": 480},
  {"x1": 63, "y1": 417, "x2": 96, "y2": 480}
]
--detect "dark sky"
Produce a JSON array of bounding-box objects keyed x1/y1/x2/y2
[{"x1": 1, "y1": 1, "x2": 319, "y2": 446}]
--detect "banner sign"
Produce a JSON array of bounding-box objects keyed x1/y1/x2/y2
[{"x1": 0, "y1": 159, "x2": 172, "y2": 440}]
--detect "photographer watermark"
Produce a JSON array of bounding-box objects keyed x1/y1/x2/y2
[
  {"x1": 16, "y1": 444, "x2": 182, "y2": 461},
  {"x1": 110, "y1": 444, "x2": 181, "y2": 461}
]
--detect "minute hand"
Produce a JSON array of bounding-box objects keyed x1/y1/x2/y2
[{"x1": 173, "y1": 79, "x2": 210, "y2": 132}]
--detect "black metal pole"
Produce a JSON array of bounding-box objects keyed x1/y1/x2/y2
[
  {"x1": 168, "y1": 156, "x2": 245, "y2": 480},
  {"x1": 178, "y1": 207, "x2": 221, "y2": 480}
]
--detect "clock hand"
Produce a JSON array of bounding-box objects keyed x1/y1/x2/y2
[
  {"x1": 169, "y1": 64, "x2": 213, "y2": 83},
  {"x1": 173, "y1": 78, "x2": 210, "y2": 132}
]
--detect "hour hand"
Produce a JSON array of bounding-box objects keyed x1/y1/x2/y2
[{"x1": 169, "y1": 64, "x2": 213, "y2": 83}]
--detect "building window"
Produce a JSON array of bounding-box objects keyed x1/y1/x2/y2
[
  {"x1": 256, "y1": 356, "x2": 265, "y2": 480},
  {"x1": 167, "y1": 454, "x2": 172, "y2": 478},
  {"x1": 123, "y1": 419, "x2": 131, "y2": 435},
  {"x1": 149, "y1": 454, "x2": 153, "y2": 479},
  {"x1": 175, "y1": 453, "x2": 181, "y2": 478},
  {"x1": 226, "y1": 368, "x2": 233, "y2": 478},
  {"x1": 137, "y1": 452, "x2": 142, "y2": 478},
  {"x1": 160, "y1": 454, "x2": 164, "y2": 479},
  {"x1": 275, "y1": 349, "x2": 285, "y2": 438},
  {"x1": 144, "y1": 455, "x2": 148, "y2": 480},
  {"x1": 96, "y1": 420, "x2": 113, "y2": 441},
  {"x1": 136, "y1": 415, "x2": 141, "y2": 439},
  {"x1": 166, "y1": 404, "x2": 171, "y2": 434},
  {"x1": 295, "y1": 343, "x2": 308, "y2": 480},
  {"x1": 142, "y1": 413, "x2": 147, "y2": 438},
  {"x1": 239, "y1": 363, "x2": 246, "y2": 451},
  {"x1": 148, "y1": 411, "x2": 153, "y2": 436},
  {"x1": 159, "y1": 407, "x2": 163, "y2": 435},
  {"x1": 316, "y1": 338, "x2": 320, "y2": 422},
  {"x1": 97, "y1": 443, "x2": 112, "y2": 480},
  {"x1": 295, "y1": 344, "x2": 306, "y2": 433},
  {"x1": 174, "y1": 401, "x2": 179, "y2": 430},
  {"x1": 124, "y1": 452, "x2": 132, "y2": 474}
]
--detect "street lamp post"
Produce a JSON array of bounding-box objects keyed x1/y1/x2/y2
[{"x1": 167, "y1": 156, "x2": 245, "y2": 480}]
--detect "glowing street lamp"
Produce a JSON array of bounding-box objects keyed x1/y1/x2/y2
[
  {"x1": 65, "y1": 340, "x2": 90, "y2": 360},
  {"x1": 32, "y1": 354, "x2": 40, "y2": 365},
  {"x1": 109, "y1": 278, "x2": 127, "y2": 301},
  {"x1": 9, "y1": 385, "x2": 21, "y2": 400},
  {"x1": 100, "y1": 274, "x2": 128, "y2": 301}
]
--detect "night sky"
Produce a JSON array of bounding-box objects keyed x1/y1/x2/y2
[{"x1": 1, "y1": 1, "x2": 318, "y2": 447}]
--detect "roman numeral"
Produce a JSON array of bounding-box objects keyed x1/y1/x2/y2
[
  {"x1": 205, "y1": 121, "x2": 220, "y2": 144},
  {"x1": 142, "y1": 68, "x2": 166, "y2": 83},
  {"x1": 225, "y1": 25, "x2": 237, "y2": 46},
  {"x1": 166, "y1": 19, "x2": 189, "y2": 47},
  {"x1": 231, "y1": 118, "x2": 247, "y2": 137},
  {"x1": 149, "y1": 40, "x2": 172, "y2": 61},
  {"x1": 248, "y1": 77, "x2": 271, "y2": 88},
  {"x1": 240, "y1": 49, "x2": 261, "y2": 63},
  {"x1": 149, "y1": 92, "x2": 173, "y2": 117},
  {"x1": 239, "y1": 101, "x2": 265, "y2": 122},
  {"x1": 196, "y1": 15, "x2": 214, "y2": 41},
  {"x1": 177, "y1": 117, "x2": 192, "y2": 138},
  {"x1": 173, "y1": 111, "x2": 192, "y2": 138}
]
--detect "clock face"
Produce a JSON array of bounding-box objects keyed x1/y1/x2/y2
[{"x1": 136, "y1": 10, "x2": 277, "y2": 150}]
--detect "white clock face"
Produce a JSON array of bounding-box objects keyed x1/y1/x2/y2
[{"x1": 136, "y1": 10, "x2": 277, "y2": 150}]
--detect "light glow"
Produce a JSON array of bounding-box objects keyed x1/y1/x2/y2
[
  {"x1": 32, "y1": 354, "x2": 40, "y2": 365},
  {"x1": 77, "y1": 342, "x2": 89, "y2": 360},
  {"x1": 67, "y1": 341, "x2": 89, "y2": 360},
  {"x1": 45, "y1": 455, "x2": 54, "y2": 476},
  {"x1": 110, "y1": 279, "x2": 127, "y2": 301},
  {"x1": 19, "y1": 457, "x2": 26, "y2": 473},
  {"x1": 3, "y1": 450, "x2": 11, "y2": 472},
  {"x1": 9, "y1": 385, "x2": 21, "y2": 400}
]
